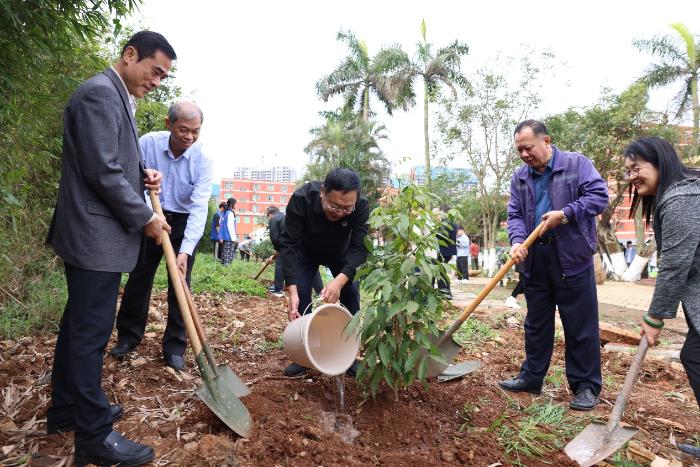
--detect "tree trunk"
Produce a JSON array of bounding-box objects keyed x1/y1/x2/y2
[
  {"x1": 423, "y1": 79, "x2": 431, "y2": 195},
  {"x1": 621, "y1": 203, "x2": 656, "y2": 281},
  {"x1": 362, "y1": 87, "x2": 370, "y2": 123},
  {"x1": 597, "y1": 206, "x2": 625, "y2": 279},
  {"x1": 691, "y1": 72, "x2": 699, "y2": 159}
]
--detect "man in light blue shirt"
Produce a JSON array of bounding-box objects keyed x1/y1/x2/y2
[{"x1": 110, "y1": 101, "x2": 213, "y2": 370}]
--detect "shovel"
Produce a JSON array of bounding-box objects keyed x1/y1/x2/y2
[
  {"x1": 178, "y1": 272, "x2": 250, "y2": 398},
  {"x1": 150, "y1": 191, "x2": 253, "y2": 438},
  {"x1": 254, "y1": 254, "x2": 276, "y2": 280},
  {"x1": 425, "y1": 221, "x2": 546, "y2": 378},
  {"x1": 564, "y1": 338, "x2": 649, "y2": 466}
]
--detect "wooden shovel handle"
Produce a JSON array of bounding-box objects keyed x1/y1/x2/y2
[
  {"x1": 606, "y1": 337, "x2": 649, "y2": 433},
  {"x1": 149, "y1": 191, "x2": 203, "y2": 355},
  {"x1": 254, "y1": 254, "x2": 276, "y2": 280},
  {"x1": 437, "y1": 220, "x2": 546, "y2": 345}
]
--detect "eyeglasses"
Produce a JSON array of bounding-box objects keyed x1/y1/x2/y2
[
  {"x1": 323, "y1": 198, "x2": 355, "y2": 215},
  {"x1": 623, "y1": 164, "x2": 647, "y2": 180}
]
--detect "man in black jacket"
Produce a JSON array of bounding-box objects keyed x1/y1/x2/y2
[{"x1": 279, "y1": 168, "x2": 369, "y2": 377}]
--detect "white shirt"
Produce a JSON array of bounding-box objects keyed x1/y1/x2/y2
[
  {"x1": 110, "y1": 67, "x2": 137, "y2": 116},
  {"x1": 141, "y1": 131, "x2": 214, "y2": 255}
]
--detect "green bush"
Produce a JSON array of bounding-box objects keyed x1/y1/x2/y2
[{"x1": 349, "y1": 184, "x2": 454, "y2": 398}]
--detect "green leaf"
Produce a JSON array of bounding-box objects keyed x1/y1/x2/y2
[
  {"x1": 378, "y1": 342, "x2": 391, "y2": 365},
  {"x1": 417, "y1": 358, "x2": 428, "y2": 380},
  {"x1": 406, "y1": 301, "x2": 419, "y2": 315},
  {"x1": 404, "y1": 349, "x2": 421, "y2": 372}
]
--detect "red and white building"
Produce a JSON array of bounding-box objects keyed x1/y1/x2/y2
[{"x1": 218, "y1": 179, "x2": 296, "y2": 241}]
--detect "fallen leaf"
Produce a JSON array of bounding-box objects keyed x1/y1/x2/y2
[
  {"x1": 650, "y1": 417, "x2": 687, "y2": 432},
  {"x1": 0, "y1": 418, "x2": 18, "y2": 431},
  {"x1": 165, "y1": 367, "x2": 183, "y2": 382},
  {"x1": 2, "y1": 445, "x2": 16, "y2": 456},
  {"x1": 132, "y1": 357, "x2": 147, "y2": 366}
]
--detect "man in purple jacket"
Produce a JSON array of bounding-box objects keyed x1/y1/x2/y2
[{"x1": 499, "y1": 119, "x2": 608, "y2": 411}]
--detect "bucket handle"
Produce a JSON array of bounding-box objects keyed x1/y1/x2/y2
[{"x1": 298, "y1": 297, "x2": 352, "y2": 345}]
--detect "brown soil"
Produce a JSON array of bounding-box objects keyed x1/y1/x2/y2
[{"x1": 1, "y1": 291, "x2": 699, "y2": 466}]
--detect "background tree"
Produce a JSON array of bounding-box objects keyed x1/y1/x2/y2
[
  {"x1": 403, "y1": 20, "x2": 469, "y2": 194},
  {"x1": 438, "y1": 54, "x2": 547, "y2": 275},
  {"x1": 546, "y1": 82, "x2": 676, "y2": 279},
  {"x1": 303, "y1": 109, "x2": 390, "y2": 205},
  {"x1": 634, "y1": 23, "x2": 700, "y2": 158},
  {"x1": 316, "y1": 30, "x2": 411, "y2": 122}
]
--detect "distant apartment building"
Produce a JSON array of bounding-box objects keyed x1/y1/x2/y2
[
  {"x1": 231, "y1": 166, "x2": 297, "y2": 183},
  {"x1": 219, "y1": 178, "x2": 296, "y2": 240},
  {"x1": 410, "y1": 165, "x2": 477, "y2": 192}
]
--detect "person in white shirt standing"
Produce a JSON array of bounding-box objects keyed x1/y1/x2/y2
[
  {"x1": 455, "y1": 227, "x2": 470, "y2": 283},
  {"x1": 110, "y1": 101, "x2": 213, "y2": 371}
]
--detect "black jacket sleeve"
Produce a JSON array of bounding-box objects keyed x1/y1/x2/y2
[{"x1": 279, "y1": 194, "x2": 305, "y2": 286}]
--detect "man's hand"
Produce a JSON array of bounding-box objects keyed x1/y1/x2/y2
[
  {"x1": 176, "y1": 252, "x2": 189, "y2": 277},
  {"x1": 143, "y1": 169, "x2": 163, "y2": 193},
  {"x1": 541, "y1": 210, "x2": 566, "y2": 235},
  {"x1": 509, "y1": 242, "x2": 527, "y2": 264},
  {"x1": 321, "y1": 273, "x2": 349, "y2": 304},
  {"x1": 286, "y1": 285, "x2": 301, "y2": 321},
  {"x1": 640, "y1": 319, "x2": 663, "y2": 346},
  {"x1": 143, "y1": 214, "x2": 171, "y2": 245}
]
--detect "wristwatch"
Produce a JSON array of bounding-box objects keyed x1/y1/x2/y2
[{"x1": 560, "y1": 211, "x2": 569, "y2": 224}]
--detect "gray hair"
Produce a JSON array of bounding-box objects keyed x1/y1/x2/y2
[{"x1": 167, "y1": 100, "x2": 204, "y2": 125}]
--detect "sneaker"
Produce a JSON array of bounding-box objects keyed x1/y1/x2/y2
[
  {"x1": 269, "y1": 288, "x2": 285, "y2": 298},
  {"x1": 505, "y1": 296, "x2": 521, "y2": 309}
]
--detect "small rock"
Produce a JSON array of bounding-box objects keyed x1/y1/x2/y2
[
  {"x1": 144, "y1": 332, "x2": 157, "y2": 339},
  {"x1": 440, "y1": 449, "x2": 455, "y2": 462},
  {"x1": 184, "y1": 441, "x2": 197, "y2": 451},
  {"x1": 181, "y1": 432, "x2": 197, "y2": 442},
  {"x1": 302, "y1": 438, "x2": 310, "y2": 446},
  {"x1": 132, "y1": 357, "x2": 147, "y2": 366},
  {"x1": 148, "y1": 310, "x2": 164, "y2": 322},
  {"x1": 298, "y1": 451, "x2": 307, "y2": 457},
  {"x1": 194, "y1": 422, "x2": 208, "y2": 432},
  {"x1": 264, "y1": 330, "x2": 278, "y2": 342}
]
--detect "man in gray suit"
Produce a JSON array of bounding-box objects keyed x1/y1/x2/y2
[{"x1": 46, "y1": 31, "x2": 176, "y2": 466}]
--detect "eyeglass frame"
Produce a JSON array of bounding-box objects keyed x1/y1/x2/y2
[
  {"x1": 320, "y1": 194, "x2": 356, "y2": 215},
  {"x1": 623, "y1": 162, "x2": 653, "y2": 180}
]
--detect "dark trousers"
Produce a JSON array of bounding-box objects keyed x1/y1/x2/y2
[
  {"x1": 511, "y1": 277, "x2": 524, "y2": 297},
  {"x1": 519, "y1": 243, "x2": 602, "y2": 395},
  {"x1": 48, "y1": 263, "x2": 120, "y2": 444},
  {"x1": 296, "y1": 254, "x2": 360, "y2": 318},
  {"x1": 681, "y1": 312, "x2": 700, "y2": 408},
  {"x1": 471, "y1": 255, "x2": 478, "y2": 270},
  {"x1": 436, "y1": 254, "x2": 453, "y2": 292},
  {"x1": 274, "y1": 250, "x2": 322, "y2": 293},
  {"x1": 456, "y1": 255, "x2": 469, "y2": 280},
  {"x1": 116, "y1": 212, "x2": 194, "y2": 357}
]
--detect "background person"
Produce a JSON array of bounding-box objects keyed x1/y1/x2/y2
[
  {"x1": 624, "y1": 240, "x2": 636, "y2": 267},
  {"x1": 436, "y1": 206, "x2": 457, "y2": 299},
  {"x1": 623, "y1": 136, "x2": 700, "y2": 459},
  {"x1": 455, "y1": 227, "x2": 470, "y2": 283},
  {"x1": 45, "y1": 31, "x2": 175, "y2": 466},
  {"x1": 219, "y1": 197, "x2": 238, "y2": 265},
  {"x1": 279, "y1": 168, "x2": 369, "y2": 377},
  {"x1": 238, "y1": 235, "x2": 253, "y2": 261},
  {"x1": 211, "y1": 202, "x2": 225, "y2": 261},
  {"x1": 110, "y1": 101, "x2": 213, "y2": 371},
  {"x1": 470, "y1": 241, "x2": 480, "y2": 271},
  {"x1": 500, "y1": 119, "x2": 608, "y2": 411}
]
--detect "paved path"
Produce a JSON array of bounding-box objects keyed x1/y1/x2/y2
[{"x1": 463, "y1": 276, "x2": 655, "y2": 311}]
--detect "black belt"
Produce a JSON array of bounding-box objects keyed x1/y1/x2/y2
[
  {"x1": 535, "y1": 236, "x2": 556, "y2": 245},
  {"x1": 163, "y1": 210, "x2": 189, "y2": 221}
]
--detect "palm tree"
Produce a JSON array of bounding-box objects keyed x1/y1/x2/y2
[
  {"x1": 403, "y1": 20, "x2": 469, "y2": 194},
  {"x1": 635, "y1": 23, "x2": 700, "y2": 157},
  {"x1": 316, "y1": 30, "x2": 412, "y2": 122},
  {"x1": 304, "y1": 109, "x2": 390, "y2": 203}
]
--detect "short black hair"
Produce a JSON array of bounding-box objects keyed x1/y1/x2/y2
[
  {"x1": 218, "y1": 202, "x2": 226, "y2": 209},
  {"x1": 323, "y1": 168, "x2": 361, "y2": 195},
  {"x1": 227, "y1": 197, "x2": 237, "y2": 208},
  {"x1": 626, "y1": 241, "x2": 632, "y2": 245},
  {"x1": 266, "y1": 206, "x2": 280, "y2": 216},
  {"x1": 121, "y1": 30, "x2": 177, "y2": 61},
  {"x1": 514, "y1": 119, "x2": 548, "y2": 137}
]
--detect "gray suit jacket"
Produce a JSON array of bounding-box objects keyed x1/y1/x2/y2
[{"x1": 47, "y1": 68, "x2": 153, "y2": 273}]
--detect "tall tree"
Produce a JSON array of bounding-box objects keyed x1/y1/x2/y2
[
  {"x1": 304, "y1": 109, "x2": 390, "y2": 205},
  {"x1": 404, "y1": 20, "x2": 469, "y2": 195},
  {"x1": 546, "y1": 82, "x2": 676, "y2": 279},
  {"x1": 634, "y1": 23, "x2": 700, "y2": 158},
  {"x1": 316, "y1": 30, "x2": 411, "y2": 122},
  {"x1": 438, "y1": 54, "x2": 545, "y2": 275}
]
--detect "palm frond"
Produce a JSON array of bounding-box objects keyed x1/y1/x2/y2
[
  {"x1": 669, "y1": 23, "x2": 697, "y2": 69},
  {"x1": 671, "y1": 77, "x2": 694, "y2": 119},
  {"x1": 637, "y1": 63, "x2": 686, "y2": 88},
  {"x1": 633, "y1": 35, "x2": 685, "y2": 64}
]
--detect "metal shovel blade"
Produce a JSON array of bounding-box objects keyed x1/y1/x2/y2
[
  {"x1": 195, "y1": 353, "x2": 253, "y2": 438},
  {"x1": 564, "y1": 422, "x2": 638, "y2": 467},
  {"x1": 214, "y1": 362, "x2": 251, "y2": 398},
  {"x1": 425, "y1": 333, "x2": 462, "y2": 378},
  {"x1": 437, "y1": 361, "x2": 483, "y2": 382}
]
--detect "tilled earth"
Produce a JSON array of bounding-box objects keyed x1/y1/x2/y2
[{"x1": 1, "y1": 290, "x2": 699, "y2": 466}]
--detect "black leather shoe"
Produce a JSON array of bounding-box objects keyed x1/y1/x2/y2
[
  {"x1": 47, "y1": 404, "x2": 124, "y2": 434},
  {"x1": 678, "y1": 442, "x2": 700, "y2": 458},
  {"x1": 75, "y1": 431, "x2": 154, "y2": 466},
  {"x1": 346, "y1": 361, "x2": 359, "y2": 377},
  {"x1": 283, "y1": 363, "x2": 308, "y2": 377},
  {"x1": 570, "y1": 387, "x2": 599, "y2": 411},
  {"x1": 498, "y1": 377, "x2": 542, "y2": 394},
  {"x1": 164, "y1": 354, "x2": 185, "y2": 371},
  {"x1": 109, "y1": 341, "x2": 138, "y2": 358}
]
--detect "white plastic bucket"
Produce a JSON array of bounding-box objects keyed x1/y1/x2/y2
[{"x1": 282, "y1": 303, "x2": 360, "y2": 376}]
